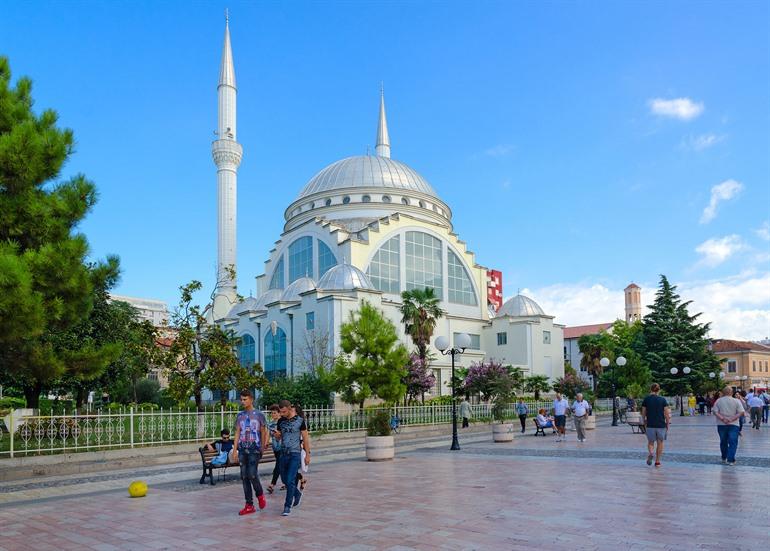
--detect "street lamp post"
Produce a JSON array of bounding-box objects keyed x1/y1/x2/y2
[
  {"x1": 670, "y1": 366, "x2": 691, "y2": 416},
  {"x1": 435, "y1": 333, "x2": 470, "y2": 451},
  {"x1": 600, "y1": 356, "x2": 627, "y2": 427}
]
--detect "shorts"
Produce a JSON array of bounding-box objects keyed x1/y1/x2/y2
[
  {"x1": 554, "y1": 415, "x2": 566, "y2": 428},
  {"x1": 646, "y1": 427, "x2": 667, "y2": 443}
]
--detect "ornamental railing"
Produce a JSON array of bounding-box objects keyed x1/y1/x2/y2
[{"x1": 0, "y1": 398, "x2": 619, "y2": 458}]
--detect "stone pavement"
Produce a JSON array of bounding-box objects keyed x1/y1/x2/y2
[{"x1": 0, "y1": 416, "x2": 767, "y2": 551}]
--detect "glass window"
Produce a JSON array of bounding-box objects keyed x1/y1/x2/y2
[
  {"x1": 268, "y1": 257, "x2": 284, "y2": 289},
  {"x1": 382, "y1": 195, "x2": 391, "y2": 203},
  {"x1": 264, "y1": 327, "x2": 287, "y2": 381},
  {"x1": 447, "y1": 250, "x2": 477, "y2": 305},
  {"x1": 401, "y1": 197, "x2": 409, "y2": 205},
  {"x1": 342, "y1": 196, "x2": 351, "y2": 204},
  {"x1": 543, "y1": 331, "x2": 551, "y2": 344},
  {"x1": 405, "y1": 231, "x2": 443, "y2": 296},
  {"x1": 288, "y1": 236, "x2": 313, "y2": 283},
  {"x1": 325, "y1": 198, "x2": 332, "y2": 206},
  {"x1": 238, "y1": 334, "x2": 256, "y2": 369},
  {"x1": 318, "y1": 240, "x2": 337, "y2": 278},
  {"x1": 367, "y1": 235, "x2": 400, "y2": 293},
  {"x1": 306, "y1": 312, "x2": 315, "y2": 330},
  {"x1": 454, "y1": 332, "x2": 480, "y2": 350},
  {"x1": 362, "y1": 195, "x2": 371, "y2": 203},
  {"x1": 753, "y1": 360, "x2": 757, "y2": 371},
  {"x1": 727, "y1": 360, "x2": 736, "y2": 373},
  {"x1": 497, "y1": 332, "x2": 507, "y2": 346}
]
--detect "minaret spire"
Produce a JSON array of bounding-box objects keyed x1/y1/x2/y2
[
  {"x1": 211, "y1": 13, "x2": 242, "y2": 320},
  {"x1": 375, "y1": 84, "x2": 391, "y2": 158}
]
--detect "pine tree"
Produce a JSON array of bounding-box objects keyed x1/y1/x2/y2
[
  {"x1": 641, "y1": 275, "x2": 721, "y2": 399},
  {"x1": 0, "y1": 57, "x2": 119, "y2": 407}
]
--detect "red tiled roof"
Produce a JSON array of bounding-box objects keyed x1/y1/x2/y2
[
  {"x1": 711, "y1": 339, "x2": 770, "y2": 354},
  {"x1": 625, "y1": 283, "x2": 640, "y2": 289},
  {"x1": 563, "y1": 322, "x2": 613, "y2": 339}
]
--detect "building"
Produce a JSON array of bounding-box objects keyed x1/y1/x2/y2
[
  {"x1": 563, "y1": 323, "x2": 614, "y2": 385},
  {"x1": 711, "y1": 339, "x2": 770, "y2": 391},
  {"x1": 206, "y1": 19, "x2": 565, "y2": 398},
  {"x1": 624, "y1": 283, "x2": 641, "y2": 323},
  {"x1": 109, "y1": 294, "x2": 169, "y2": 328}
]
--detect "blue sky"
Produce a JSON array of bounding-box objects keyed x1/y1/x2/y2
[{"x1": 2, "y1": 1, "x2": 769, "y2": 338}]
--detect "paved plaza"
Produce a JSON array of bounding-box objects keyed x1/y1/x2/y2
[{"x1": 0, "y1": 416, "x2": 768, "y2": 551}]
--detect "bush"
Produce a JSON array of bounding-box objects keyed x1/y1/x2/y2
[
  {"x1": 366, "y1": 409, "x2": 391, "y2": 437},
  {"x1": 0, "y1": 397, "x2": 26, "y2": 411},
  {"x1": 156, "y1": 388, "x2": 178, "y2": 409},
  {"x1": 135, "y1": 378, "x2": 160, "y2": 404},
  {"x1": 259, "y1": 373, "x2": 332, "y2": 408},
  {"x1": 136, "y1": 402, "x2": 159, "y2": 411},
  {"x1": 38, "y1": 398, "x2": 74, "y2": 415},
  {"x1": 423, "y1": 395, "x2": 454, "y2": 405}
]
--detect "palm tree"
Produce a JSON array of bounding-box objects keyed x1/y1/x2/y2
[
  {"x1": 523, "y1": 374, "x2": 551, "y2": 400},
  {"x1": 399, "y1": 287, "x2": 446, "y2": 362}
]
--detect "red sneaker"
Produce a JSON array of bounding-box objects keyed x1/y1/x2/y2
[
  {"x1": 257, "y1": 494, "x2": 267, "y2": 510},
  {"x1": 239, "y1": 504, "x2": 256, "y2": 516}
]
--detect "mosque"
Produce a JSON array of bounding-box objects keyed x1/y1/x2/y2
[{"x1": 207, "y1": 19, "x2": 564, "y2": 397}]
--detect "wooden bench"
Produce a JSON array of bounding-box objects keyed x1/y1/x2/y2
[
  {"x1": 534, "y1": 418, "x2": 556, "y2": 436},
  {"x1": 628, "y1": 420, "x2": 646, "y2": 434},
  {"x1": 198, "y1": 446, "x2": 276, "y2": 486}
]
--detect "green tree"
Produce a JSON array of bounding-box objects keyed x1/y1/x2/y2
[
  {"x1": 259, "y1": 373, "x2": 334, "y2": 408},
  {"x1": 640, "y1": 275, "x2": 722, "y2": 399},
  {"x1": 164, "y1": 281, "x2": 265, "y2": 410},
  {"x1": 523, "y1": 374, "x2": 551, "y2": 400},
  {"x1": 332, "y1": 300, "x2": 409, "y2": 409},
  {"x1": 578, "y1": 332, "x2": 614, "y2": 383},
  {"x1": 0, "y1": 57, "x2": 119, "y2": 407},
  {"x1": 595, "y1": 320, "x2": 652, "y2": 398},
  {"x1": 399, "y1": 288, "x2": 445, "y2": 362}
]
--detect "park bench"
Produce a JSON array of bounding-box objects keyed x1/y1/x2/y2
[
  {"x1": 533, "y1": 417, "x2": 555, "y2": 436},
  {"x1": 198, "y1": 446, "x2": 275, "y2": 486},
  {"x1": 625, "y1": 411, "x2": 646, "y2": 434}
]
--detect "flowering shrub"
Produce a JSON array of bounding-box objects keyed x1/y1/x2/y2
[
  {"x1": 404, "y1": 354, "x2": 436, "y2": 402},
  {"x1": 463, "y1": 359, "x2": 510, "y2": 400},
  {"x1": 552, "y1": 373, "x2": 590, "y2": 399}
]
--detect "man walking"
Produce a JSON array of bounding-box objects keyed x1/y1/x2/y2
[
  {"x1": 553, "y1": 392, "x2": 569, "y2": 442},
  {"x1": 232, "y1": 389, "x2": 269, "y2": 516},
  {"x1": 641, "y1": 383, "x2": 670, "y2": 467},
  {"x1": 712, "y1": 386, "x2": 745, "y2": 465},
  {"x1": 746, "y1": 392, "x2": 764, "y2": 430},
  {"x1": 571, "y1": 393, "x2": 591, "y2": 442},
  {"x1": 760, "y1": 389, "x2": 770, "y2": 424},
  {"x1": 275, "y1": 399, "x2": 311, "y2": 516},
  {"x1": 515, "y1": 399, "x2": 529, "y2": 433},
  {"x1": 459, "y1": 396, "x2": 472, "y2": 429}
]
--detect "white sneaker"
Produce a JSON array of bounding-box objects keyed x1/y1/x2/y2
[{"x1": 555, "y1": 437, "x2": 561, "y2": 442}]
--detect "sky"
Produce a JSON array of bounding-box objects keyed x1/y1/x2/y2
[{"x1": 2, "y1": 1, "x2": 769, "y2": 340}]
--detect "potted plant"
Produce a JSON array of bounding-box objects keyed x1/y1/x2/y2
[
  {"x1": 624, "y1": 383, "x2": 644, "y2": 425},
  {"x1": 365, "y1": 409, "x2": 394, "y2": 461}
]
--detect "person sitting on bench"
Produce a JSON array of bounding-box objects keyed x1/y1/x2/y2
[{"x1": 536, "y1": 409, "x2": 556, "y2": 431}]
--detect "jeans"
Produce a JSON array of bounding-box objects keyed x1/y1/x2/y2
[
  {"x1": 763, "y1": 405, "x2": 769, "y2": 423},
  {"x1": 717, "y1": 425, "x2": 739, "y2": 462},
  {"x1": 750, "y1": 407, "x2": 762, "y2": 429},
  {"x1": 280, "y1": 451, "x2": 302, "y2": 509},
  {"x1": 518, "y1": 414, "x2": 527, "y2": 432},
  {"x1": 271, "y1": 449, "x2": 283, "y2": 486},
  {"x1": 574, "y1": 415, "x2": 587, "y2": 441},
  {"x1": 238, "y1": 443, "x2": 263, "y2": 505},
  {"x1": 738, "y1": 415, "x2": 744, "y2": 433},
  {"x1": 462, "y1": 417, "x2": 469, "y2": 428}
]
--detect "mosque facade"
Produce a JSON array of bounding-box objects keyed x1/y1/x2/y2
[{"x1": 208, "y1": 20, "x2": 564, "y2": 398}]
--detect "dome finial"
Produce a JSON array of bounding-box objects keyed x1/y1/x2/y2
[{"x1": 375, "y1": 85, "x2": 390, "y2": 158}]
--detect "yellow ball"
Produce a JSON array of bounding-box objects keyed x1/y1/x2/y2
[{"x1": 128, "y1": 480, "x2": 148, "y2": 498}]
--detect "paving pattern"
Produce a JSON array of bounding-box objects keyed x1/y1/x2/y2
[{"x1": 0, "y1": 416, "x2": 767, "y2": 550}]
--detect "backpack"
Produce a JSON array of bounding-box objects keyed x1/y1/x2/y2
[{"x1": 210, "y1": 450, "x2": 229, "y2": 466}]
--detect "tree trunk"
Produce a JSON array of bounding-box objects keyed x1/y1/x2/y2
[
  {"x1": 75, "y1": 386, "x2": 87, "y2": 410},
  {"x1": 535, "y1": 389, "x2": 540, "y2": 400},
  {"x1": 24, "y1": 382, "x2": 43, "y2": 409},
  {"x1": 194, "y1": 389, "x2": 203, "y2": 412}
]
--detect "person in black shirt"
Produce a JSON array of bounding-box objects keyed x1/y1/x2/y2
[{"x1": 641, "y1": 383, "x2": 671, "y2": 467}]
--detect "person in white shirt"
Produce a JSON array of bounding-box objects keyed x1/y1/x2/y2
[
  {"x1": 746, "y1": 393, "x2": 764, "y2": 430},
  {"x1": 535, "y1": 409, "x2": 556, "y2": 432},
  {"x1": 571, "y1": 393, "x2": 591, "y2": 442},
  {"x1": 552, "y1": 393, "x2": 570, "y2": 442}
]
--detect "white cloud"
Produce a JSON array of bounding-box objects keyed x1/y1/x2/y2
[
  {"x1": 524, "y1": 272, "x2": 770, "y2": 341},
  {"x1": 695, "y1": 235, "x2": 746, "y2": 267},
  {"x1": 700, "y1": 179, "x2": 744, "y2": 224},
  {"x1": 649, "y1": 97, "x2": 704, "y2": 120},
  {"x1": 683, "y1": 133, "x2": 724, "y2": 151},
  {"x1": 755, "y1": 221, "x2": 770, "y2": 241},
  {"x1": 483, "y1": 144, "x2": 516, "y2": 157}
]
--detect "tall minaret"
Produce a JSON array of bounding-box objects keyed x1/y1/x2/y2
[
  {"x1": 375, "y1": 86, "x2": 390, "y2": 158},
  {"x1": 211, "y1": 13, "x2": 242, "y2": 320},
  {"x1": 625, "y1": 283, "x2": 642, "y2": 323}
]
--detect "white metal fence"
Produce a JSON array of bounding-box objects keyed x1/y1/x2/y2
[{"x1": 0, "y1": 398, "x2": 618, "y2": 458}]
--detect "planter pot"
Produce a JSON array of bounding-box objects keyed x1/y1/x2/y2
[
  {"x1": 584, "y1": 415, "x2": 596, "y2": 430},
  {"x1": 365, "y1": 435, "x2": 394, "y2": 461},
  {"x1": 492, "y1": 423, "x2": 514, "y2": 442}
]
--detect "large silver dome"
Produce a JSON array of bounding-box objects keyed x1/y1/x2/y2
[
  {"x1": 318, "y1": 263, "x2": 374, "y2": 291},
  {"x1": 497, "y1": 294, "x2": 546, "y2": 317},
  {"x1": 297, "y1": 156, "x2": 437, "y2": 199},
  {"x1": 228, "y1": 296, "x2": 259, "y2": 318},
  {"x1": 280, "y1": 277, "x2": 317, "y2": 302}
]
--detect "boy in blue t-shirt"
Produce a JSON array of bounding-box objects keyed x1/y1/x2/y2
[{"x1": 232, "y1": 389, "x2": 269, "y2": 516}]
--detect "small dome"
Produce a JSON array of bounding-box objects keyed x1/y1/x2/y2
[
  {"x1": 280, "y1": 277, "x2": 317, "y2": 302},
  {"x1": 318, "y1": 263, "x2": 374, "y2": 291},
  {"x1": 228, "y1": 296, "x2": 259, "y2": 318},
  {"x1": 254, "y1": 288, "x2": 282, "y2": 310},
  {"x1": 297, "y1": 156, "x2": 437, "y2": 199},
  {"x1": 497, "y1": 294, "x2": 546, "y2": 317}
]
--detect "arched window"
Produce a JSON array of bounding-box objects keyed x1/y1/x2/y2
[
  {"x1": 325, "y1": 198, "x2": 332, "y2": 207},
  {"x1": 362, "y1": 195, "x2": 371, "y2": 203},
  {"x1": 405, "y1": 231, "x2": 442, "y2": 295},
  {"x1": 401, "y1": 197, "x2": 409, "y2": 205},
  {"x1": 264, "y1": 327, "x2": 287, "y2": 381},
  {"x1": 382, "y1": 195, "x2": 391, "y2": 203},
  {"x1": 269, "y1": 257, "x2": 284, "y2": 289},
  {"x1": 289, "y1": 236, "x2": 313, "y2": 282},
  {"x1": 238, "y1": 334, "x2": 256, "y2": 369},
  {"x1": 367, "y1": 235, "x2": 400, "y2": 293},
  {"x1": 447, "y1": 250, "x2": 477, "y2": 305},
  {"x1": 342, "y1": 196, "x2": 351, "y2": 204},
  {"x1": 418, "y1": 200, "x2": 426, "y2": 208},
  {"x1": 318, "y1": 240, "x2": 337, "y2": 278}
]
